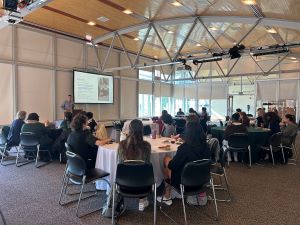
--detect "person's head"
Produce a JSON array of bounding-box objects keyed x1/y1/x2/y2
[
  {"x1": 189, "y1": 108, "x2": 195, "y2": 114},
  {"x1": 236, "y1": 108, "x2": 242, "y2": 113},
  {"x1": 231, "y1": 113, "x2": 240, "y2": 122},
  {"x1": 178, "y1": 108, "x2": 182, "y2": 112},
  {"x1": 202, "y1": 107, "x2": 207, "y2": 112},
  {"x1": 79, "y1": 111, "x2": 87, "y2": 116},
  {"x1": 161, "y1": 110, "x2": 168, "y2": 116},
  {"x1": 272, "y1": 108, "x2": 279, "y2": 115},
  {"x1": 86, "y1": 112, "x2": 93, "y2": 120},
  {"x1": 64, "y1": 111, "x2": 73, "y2": 122},
  {"x1": 70, "y1": 114, "x2": 88, "y2": 131},
  {"x1": 27, "y1": 113, "x2": 39, "y2": 121},
  {"x1": 283, "y1": 114, "x2": 296, "y2": 125},
  {"x1": 162, "y1": 114, "x2": 173, "y2": 125},
  {"x1": 67, "y1": 94, "x2": 72, "y2": 101},
  {"x1": 186, "y1": 114, "x2": 200, "y2": 124},
  {"x1": 124, "y1": 119, "x2": 144, "y2": 159},
  {"x1": 240, "y1": 112, "x2": 247, "y2": 118},
  {"x1": 16, "y1": 111, "x2": 26, "y2": 120},
  {"x1": 185, "y1": 121, "x2": 206, "y2": 147},
  {"x1": 257, "y1": 108, "x2": 265, "y2": 117}
]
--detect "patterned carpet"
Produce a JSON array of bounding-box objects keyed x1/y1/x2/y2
[{"x1": 1, "y1": 142, "x2": 300, "y2": 225}]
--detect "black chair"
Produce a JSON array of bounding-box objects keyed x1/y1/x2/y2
[
  {"x1": 59, "y1": 147, "x2": 110, "y2": 217},
  {"x1": 160, "y1": 159, "x2": 218, "y2": 225},
  {"x1": 17, "y1": 132, "x2": 52, "y2": 168},
  {"x1": 0, "y1": 133, "x2": 18, "y2": 166},
  {"x1": 224, "y1": 133, "x2": 251, "y2": 167},
  {"x1": 210, "y1": 148, "x2": 232, "y2": 202},
  {"x1": 260, "y1": 132, "x2": 285, "y2": 166},
  {"x1": 175, "y1": 119, "x2": 186, "y2": 135},
  {"x1": 112, "y1": 160, "x2": 156, "y2": 225},
  {"x1": 282, "y1": 133, "x2": 298, "y2": 165},
  {"x1": 143, "y1": 125, "x2": 152, "y2": 136}
]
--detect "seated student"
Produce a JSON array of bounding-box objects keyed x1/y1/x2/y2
[
  {"x1": 199, "y1": 107, "x2": 209, "y2": 133},
  {"x1": 256, "y1": 108, "x2": 265, "y2": 127},
  {"x1": 59, "y1": 111, "x2": 72, "y2": 132},
  {"x1": 223, "y1": 113, "x2": 248, "y2": 162},
  {"x1": 281, "y1": 114, "x2": 298, "y2": 147},
  {"x1": 236, "y1": 108, "x2": 242, "y2": 113},
  {"x1": 6, "y1": 111, "x2": 27, "y2": 148},
  {"x1": 158, "y1": 120, "x2": 211, "y2": 206},
  {"x1": 264, "y1": 112, "x2": 281, "y2": 135},
  {"x1": 161, "y1": 114, "x2": 176, "y2": 137},
  {"x1": 67, "y1": 114, "x2": 111, "y2": 169},
  {"x1": 176, "y1": 108, "x2": 185, "y2": 116},
  {"x1": 240, "y1": 112, "x2": 250, "y2": 127},
  {"x1": 86, "y1": 112, "x2": 97, "y2": 133},
  {"x1": 21, "y1": 113, "x2": 53, "y2": 160},
  {"x1": 117, "y1": 119, "x2": 152, "y2": 211}
]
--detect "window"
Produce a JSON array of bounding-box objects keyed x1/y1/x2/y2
[
  {"x1": 175, "y1": 99, "x2": 184, "y2": 114},
  {"x1": 139, "y1": 70, "x2": 152, "y2": 80},
  {"x1": 232, "y1": 95, "x2": 255, "y2": 115},
  {"x1": 154, "y1": 97, "x2": 161, "y2": 116},
  {"x1": 161, "y1": 96, "x2": 171, "y2": 113},
  {"x1": 198, "y1": 99, "x2": 209, "y2": 112},
  {"x1": 138, "y1": 94, "x2": 153, "y2": 117},
  {"x1": 211, "y1": 99, "x2": 227, "y2": 121},
  {"x1": 185, "y1": 99, "x2": 196, "y2": 113}
]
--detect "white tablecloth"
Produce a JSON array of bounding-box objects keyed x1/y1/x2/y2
[
  {"x1": 122, "y1": 120, "x2": 159, "y2": 134},
  {"x1": 95, "y1": 137, "x2": 177, "y2": 190}
]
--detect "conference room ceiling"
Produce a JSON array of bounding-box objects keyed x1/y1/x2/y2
[{"x1": 23, "y1": 0, "x2": 300, "y2": 63}]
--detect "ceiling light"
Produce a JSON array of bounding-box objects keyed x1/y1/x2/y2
[
  {"x1": 293, "y1": 60, "x2": 299, "y2": 63},
  {"x1": 167, "y1": 30, "x2": 174, "y2": 34},
  {"x1": 97, "y1": 16, "x2": 110, "y2": 22},
  {"x1": 85, "y1": 34, "x2": 92, "y2": 41},
  {"x1": 267, "y1": 28, "x2": 277, "y2": 34},
  {"x1": 154, "y1": 55, "x2": 158, "y2": 59},
  {"x1": 242, "y1": 0, "x2": 256, "y2": 5},
  {"x1": 233, "y1": 42, "x2": 237, "y2": 45},
  {"x1": 87, "y1": 21, "x2": 96, "y2": 26},
  {"x1": 196, "y1": 43, "x2": 202, "y2": 47},
  {"x1": 172, "y1": 1, "x2": 182, "y2": 6},
  {"x1": 123, "y1": 9, "x2": 133, "y2": 14},
  {"x1": 133, "y1": 37, "x2": 139, "y2": 41},
  {"x1": 290, "y1": 57, "x2": 297, "y2": 60},
  {"x1": 209, "y1": 26, "x2": 218, "y2": 31}
]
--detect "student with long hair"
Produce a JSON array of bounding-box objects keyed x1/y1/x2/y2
[{"x1": 158, "y1": 120, "x2": 211, "y2": 206}]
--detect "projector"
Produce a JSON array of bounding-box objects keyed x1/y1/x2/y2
[{"x1": 1, "y1": 14, "x2": 23, "y2": 24}]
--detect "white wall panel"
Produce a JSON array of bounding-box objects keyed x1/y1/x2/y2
[
  {"x1": 17, "y1": 28, "x2": 53, "y2": 65},
  {"x1": 87, "y1": 46, "x2": 98, "y2": 67},
  {"x1": 257, "y1": 81, "x2": 276, "y2": 101},
  {"x1": 57, "y1": 38, "x2": 84, "y2": 68},
  {"x1": 18, "y1": 66, "x2": 54, "y2": 122},
  {"x1": 0, "y1": 63, "x2": 13, "y2": 124},
  {"x1": 174, "y1": 85, "x2": 184, "y2": 98},
  {"x1": 211, "y1": 83, "x2": 228, "y2": 99},
  {"x1": 198, "y1": 84, "x2": 211, "y2": 99},
  {"x1": 154, "y1": 82, "x2": 161, "y2": 97},
  {"x1": 185, "y1": 85, "x2": 197, "y2": 99},
  {"x1": 0, "y1": 26, "x2": 12, "y2": 60},
  {"x1": 279, "y1": 80, "x2": 298, "y2": 100},
  {"x1": 55, "y1": 71, "x2": 73, "y2": 119},
  {"x1": 161, "y1": 83, "x2": 171, "y2": 97},
  {"x1": 139, "y1": 81, "x2": 152, "y2": 94},
  {"x1": 119, "y1": 54, "x2": 136, "y2": 78},
  {"x1": 121, "y1": 79, "x2": 137, "y2": 119}
]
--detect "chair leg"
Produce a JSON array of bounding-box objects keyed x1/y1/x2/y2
[
  {"x1": 76, "y1": 176, "x2": 86, "y2": 217},
  {"x1": 153, "y1": 184, "x2": 157, "y2": 225},
  {"x1": 58, "y1": 166, "x2": 68, "y2": 205},
  {"x1": 270, "y1": 146, "x2": 275, "y2": 166},
  {"x1": 35, "y1": 146, "x2": 40, "y2": 167},
  {"x1": 223, "y1": 169, "x2": 232, "y2": 202},
  {"x1": 180, "y1": 185, "x2": 187, "y2": 225},
  {"x1": 112, "y1": 183, "x2": 116, "y2": 225},
  {"x1": 248, "y1": 146, "x2": 252, "y2": 168},
  {"x1": 293, "y1": 144, "x2": 298, "y2": 161},
  {"x1": 15, "y1": 147, "x2": 20, "y2": 167},
  {"x1": 280, "y1": 145, "x2": 286, "y2": 164},
  {"x1": 210, "y1": 178, "x2": 219, "y2": 220}
]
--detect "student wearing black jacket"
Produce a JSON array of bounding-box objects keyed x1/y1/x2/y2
[{"x1": 157, "y1": 120, "x2": 211, "y2": 205}]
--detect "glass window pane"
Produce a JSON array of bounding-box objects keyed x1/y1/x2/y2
[
  {"x1": 211, "y1": 99, "x2": 227, "y2": 121},
  {"x1": 161, "y1": 97, "x2": 171, "y2": 113},
  {"x1": 232, "y1": 95, "x2": 255, "y2": 115},
  {"x1": 154, "y1": 97, "x2": 161, "y2": 116},
  {"x1": 139, "y1": 70, "x2": 152, "y2": 80},
  {"x1": 138, "y1": 94, "x2": 153, "y2": 117}
]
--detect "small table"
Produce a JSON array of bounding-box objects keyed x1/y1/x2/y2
[
  {"x1": 95, "y1": 137, "x2": 177, "y2": 190},
  {"x1": 211, "y1": 126, "x2": 271, "y2": 163}
]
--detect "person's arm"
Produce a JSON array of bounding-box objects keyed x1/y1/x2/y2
[
  {"x1": 95, "y1": 138, "x2": 111, "y2": 146},
  {"x1": 167, "y1": 145, "x2": 186, "y2": 171},
  {"x1": 60, "y1": 101, "x2": 65, "y2": 110}
]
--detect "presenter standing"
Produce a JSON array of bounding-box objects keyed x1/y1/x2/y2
[{"x1": 61, "y1": 94, "x2": 74, "y2": 112}]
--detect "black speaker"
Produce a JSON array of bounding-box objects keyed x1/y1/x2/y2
[{"x1": 3, "y1": 0, "x2": 18, "y2": 11}]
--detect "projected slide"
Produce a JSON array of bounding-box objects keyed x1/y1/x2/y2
[{"x1": 74, "y1": 70, "x2": 114, "y2": 104}]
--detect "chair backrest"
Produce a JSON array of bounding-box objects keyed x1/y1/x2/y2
[
  {"x1": 228, "y1": 133, "x2": 249, "y2": 148},
  {"x1": 116, "y1": 161, "x2": 154, "y2": 189},
  {"x1": 269, "y1": 132, "x2": 282, "y2": 147},
  {"x1": 0, "y1": 133, "x2": 7, "y2": 146},
  {"x1": 65, "y1": 150, "x2": 87, "y2": 177},
  {"x1": 143, "y1": 125, "x2": 151, "y2": 136},
  {"x1": 181, "y1": 159, "x2": 211, "y2": 188},
  {"x1": 175, "y1": 119, "x2": 186, "y2": 128},
  {"x1": 19, "y1": 132, "x2": 39, "y2": 147}
]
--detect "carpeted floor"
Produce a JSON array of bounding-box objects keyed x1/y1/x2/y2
[{"x1": 1, "y1": 143, "x2": 300, "y2": 225}]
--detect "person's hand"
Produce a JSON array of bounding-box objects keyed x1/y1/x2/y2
[{"x1": 171, "y1": 134, "x2": 180, "y2": 140}]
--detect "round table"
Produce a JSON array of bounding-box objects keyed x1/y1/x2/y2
[
  {"x1": 95, "y1": 137, "x2": 177, "y2": 191},
  {"x1": 211, "y1": 126, "x2": 271, "y2": 163}
]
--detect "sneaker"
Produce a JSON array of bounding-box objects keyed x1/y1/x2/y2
[
  {"x1": 157, "y1": 196, "x2": 173, "y2": 206},
  {"x1": 198, "y1": 192, "x2": 207, "y2": 206},
  {"x1": 138, "y1": 198, "x2": 149, "y2": 211}
]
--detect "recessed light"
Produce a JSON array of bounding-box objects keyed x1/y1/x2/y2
[
  {"x1": 133, "y1": 37, "x2": 139, "y2": 41},
  {"x1": 167, "y1": 30, "x2": 174, "y2": 34},
  {"x1": 233, "y1": 42, "x2": 237, "y2": 45},
  {"x1": 123, "y1": 9, "x2": 133, "y2": 14},
  {"x1": 209, "y1": 26, "x2": 218, "y2": 31},
  {"x1": 290, "y1": 57, "x2": 297, "y2": 60},
  {"x1": 87, "y1": 21, "x2": 96, "y2": 26},
  {"x1": 293, "y1": 60, "x2": 299, "y2": 63},
  {"x1": 267, "y1": 28, "x2": 277, "y2": 33},
  {"x1": 196, "y1": 43, "x2": 202, "y2": 47},
  {"x1": 154, "y1": 55, "x2": 158, "y2": 59},
  {"x1": 172, "y1": 1, "x2": 182, "y2": 6},
  {"x1": 86, "y1": 42, "x2": 97, "y2": 47},
  {"x1": 85, "y1": 34, "x2": 92, "y2": 41},
  {"x1": 97, "y1": 16, "x2": 110, "y2": 22},
  {"x1": 242, "y1": 0, "x2": 256, "y2": 5}
]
